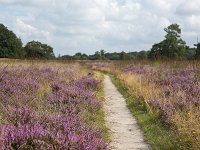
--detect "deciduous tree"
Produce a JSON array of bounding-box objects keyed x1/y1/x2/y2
[
  {"x1": 24, "y1": 41, "x2": 55, "y2": 59},
  {"x1": 0, "y1": 23, "x2": 24, "y2": 58},
  {"x1": 149, "y1": 23, "x2": 186, "y2": 59}
]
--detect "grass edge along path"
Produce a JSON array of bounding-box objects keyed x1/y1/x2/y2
[
  {"x1": 108, "y1": 73, "x2": 183, "y2": 150},
  {"x1": 85, "y1": 71, "x2": 110, "y2": 142}
]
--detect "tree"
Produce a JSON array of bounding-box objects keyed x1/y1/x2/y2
[
  {"x1": 149, "y1": 23, "x2": 186, "y2": 59},
  {"x1": 0, "y1": 23, "x2": 24, "y2": 58},
  {"x1": 24, "y1": 41, "x2": 55, "y2": 59},
  {"x1": 184, "y1": 47, "x2": 196, "y2": 60},
  {"x1": 100, "y1": 49, "x2": 106, "y2": 60},
  {"x1": 105, "y1": 52, "x2": 120, "y2": 60},
  {"x1": 138, "y1": 50, "x2": 148, "y2": 59},
  {"x1": 94, "y1": 51, "x2": 101, "y2": 60},
  {"x1": 163, "y1": 24, "x2": 186, "y2": 58},
  {"x1": 73, "y1": 52, "x2": 82, "y2": 60},
  {"x1": 119, "y1": 51, "x2": 126, "y2": 60},
  {"x1": 148, "y1": 42, "x2": 163, "y2": 59},
  {"x1": 195, "y1": 43, "x2": 200, "y2": 59},
  {"x1": 81, "y1": 53, "x2": 89, "y2": 60},
  {"x1": 60, "y1": 55, "x2": 72, "y2": 60}
]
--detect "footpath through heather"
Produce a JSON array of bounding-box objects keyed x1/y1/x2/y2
[{"x1": 104, "y1": 75, "x2": 150, "y2": 150}]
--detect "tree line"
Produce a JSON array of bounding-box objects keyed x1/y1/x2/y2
[
  {"x1": 60, "y1": 50, "x2": 150, "y2": 60},
  {"x1": 0, "y1": 23, "x2": 200, "y2": 60},
  {"x1": 60, "y1": 24, "x2": 199, "y2": 60},
  {"x1": 0, "y1": 23, "x2": 55, "y2": 59}
]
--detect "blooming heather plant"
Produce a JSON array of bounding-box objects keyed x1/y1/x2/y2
[
  {"x1": 87, "y1": 62, "x2": 112, "y2": 73},
  {"x1": 47, "y1": 77, "x2": 101, "y2": 114},
  {"x1": 2, "y1": 107, "x2": 106, "y2": 149},
  {"x1": 0, "y1": 64, "x2": 107, "y2": 150}
]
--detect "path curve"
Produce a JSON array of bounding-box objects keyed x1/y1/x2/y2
[{"x1": 104, "y1": 75, "x2": 150, "y2": 150}]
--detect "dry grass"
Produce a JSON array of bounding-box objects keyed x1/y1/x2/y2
[
  {"x1": 115, "y1": 71, "x2": 162, "y2": 112},
  {"x1": 172, "y1": 109, "x2": 200, "y2": 149}
]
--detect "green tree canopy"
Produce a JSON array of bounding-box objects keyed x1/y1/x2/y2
[
  {"x1": 0, "y1": 23, "x2": 24, "y2": 58},
  {"x1": 149, "y1": 23, "x2": 186, "y2": 59},
  {"x1": 72, "y1": 52, "x2": 88, "y2": 60},
  {"x1": 195, "y1": 43, "x2": 200, "y2": 59},
  {"x1": 24, "y1": 41, "x2": 55, "y2": 59}
]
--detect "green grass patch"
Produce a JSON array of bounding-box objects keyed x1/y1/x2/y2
[{"x1": 109, "y1": 73, "x2": 183, "y2": 150}]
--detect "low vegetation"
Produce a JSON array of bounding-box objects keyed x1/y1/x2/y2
[
  {"x1": 90, "y1": 60, "x2": 200, "y2": 150},
  {"x1": 0, "y1": 61, "x2": 108, "y2": 149}
]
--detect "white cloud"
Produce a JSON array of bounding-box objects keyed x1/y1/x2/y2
[
  {"x1": 187, "y1": 15, "x2": 200, "y2": 28},
  {"x1": 0, "y1": 0, "x2": 52, "y2": 7},
  {"x1": 0, "y1": 0, "x2": 199, "y2": 55},
  {"x1": 14, "y1": 18, "x2": 51, "y2": 44},
  {"x1": 176, "y1": 0, "x2": 200, "y2": 15}
]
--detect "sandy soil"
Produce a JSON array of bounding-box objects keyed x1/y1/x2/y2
[{"x1": 104, "y1": 75, "x2": 150, "y2": 150}]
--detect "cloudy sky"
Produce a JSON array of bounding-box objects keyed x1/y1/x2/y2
[{"x1": 0, "y1": 0, "x2": 200, "y2": 55}]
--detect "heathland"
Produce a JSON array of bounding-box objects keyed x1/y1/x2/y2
[{"x1": 0, "y1": 59, "x2": 199, "y2": 150}]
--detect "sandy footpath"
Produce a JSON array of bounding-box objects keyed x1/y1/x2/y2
[{"x1": 104, "y1": 75, "x2": 150, "y2": 150}]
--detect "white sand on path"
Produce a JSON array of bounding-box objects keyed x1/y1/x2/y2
[{"x1": 104, "y1": 75, "x2": 150, "y2": 150}]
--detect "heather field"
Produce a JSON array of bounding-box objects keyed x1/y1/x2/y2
[
  {"x1": 1, "y1": 0, "x2": 200, "y2": 149},
  {"x1": 0, "y1": 60, "x2": 107, "y2": 149},
  {"x1": 90, "y1": 60, "x2": 200, "y2": 149},
  {"x1": 0, "y1": 60, "x2": 199, "y2": 150}
]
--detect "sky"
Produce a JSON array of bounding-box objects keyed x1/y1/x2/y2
[{"x1": 0, "y1": 0, "x2": 200, "y2": 56}]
